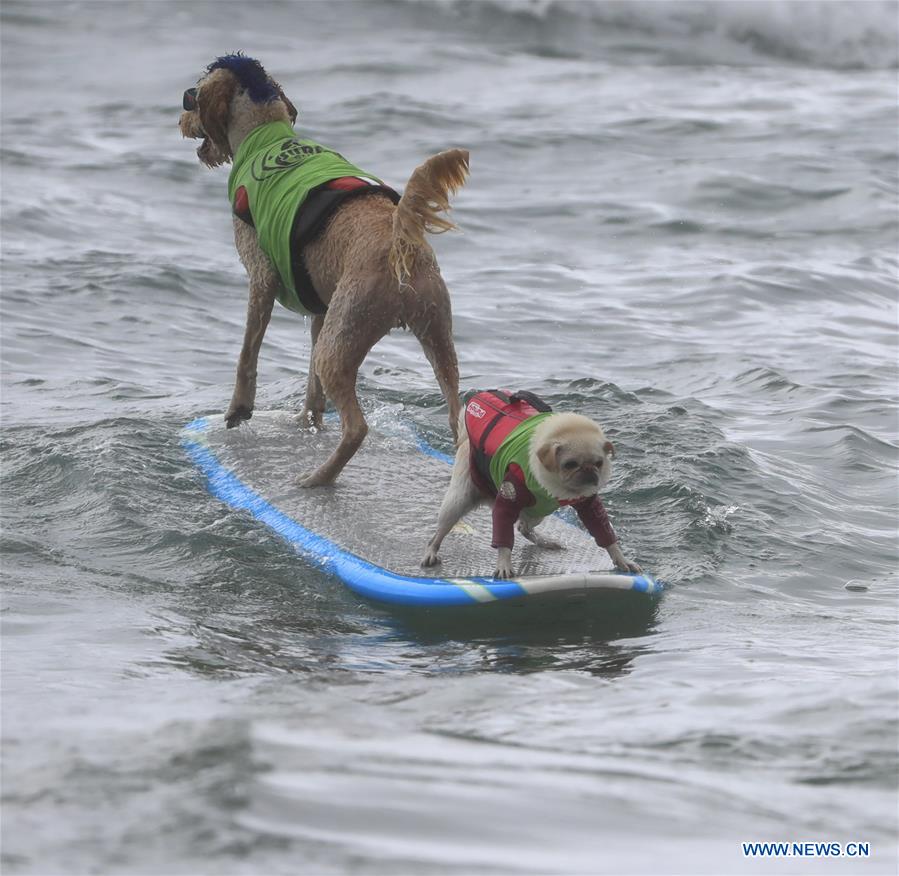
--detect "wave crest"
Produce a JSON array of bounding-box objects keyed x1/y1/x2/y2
[{"x1": 424, "y1": 0, "x2": 898, "y2": 69}]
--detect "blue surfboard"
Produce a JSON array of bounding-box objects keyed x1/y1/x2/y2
[{"x1": 181, "y1": 411, "x2": 661, "y2": 607}]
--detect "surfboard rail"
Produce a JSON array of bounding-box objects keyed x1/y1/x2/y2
[{"x1": 181, "y1": 417, "x2": 662, "y2": 607}]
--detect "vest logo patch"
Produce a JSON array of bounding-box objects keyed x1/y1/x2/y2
[
  {"x1": 467, "y1": 401, "x2": 487, "y2": 419},
  {"x1": 252, "y1": 140, "x2": 346, "y2": 180},
  {"x1": 499, "y1": 481, "x2": 517, "y2": 501}
]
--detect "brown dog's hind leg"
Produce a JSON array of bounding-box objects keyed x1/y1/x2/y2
[
  {"x1": 298, "y1": 287, "x2": 392, "y2": 487},
  {"x1": 406, "y1": 271, "x2": 462, "y2": 443},
  {"x1": 299, "y1": 313, "x2": 326, "y2": 430},
  {"x1": 413, "y1": 318, "x2": 462, "y2": 444}
]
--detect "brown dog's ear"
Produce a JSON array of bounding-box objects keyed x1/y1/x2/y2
[
  {"x1": 273, "y1": 81, "x2": 298, "y2": 124},
  {"x1": 603, "y1": 440, "x2": 615, "y2": 458},
  {"x1": 536, "y1": 441, "x2": 561, "y2": 473},
  {"x1": 197, "y1": 68, "x2": 237, "y2": 167}
]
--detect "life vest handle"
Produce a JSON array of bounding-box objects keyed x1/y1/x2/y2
[{"x1": 509, "y1": 390, "x2": 553, "y2": 413}]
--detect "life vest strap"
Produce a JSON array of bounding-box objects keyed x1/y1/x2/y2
[
  {"x1": 289, "y1": 178, "x2": 400, "y2": 314},
  {"x1": 234, "y1": 176, "x2": 401, "y2": 315}
]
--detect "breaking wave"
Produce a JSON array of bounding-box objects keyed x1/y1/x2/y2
[{"x1": 420, "y1": 0, "x2": 899, "y2": 69}]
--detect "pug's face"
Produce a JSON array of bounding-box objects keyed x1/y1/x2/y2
[{"x1": 530, "y1": 413, "x2": 615, "y2": 500}]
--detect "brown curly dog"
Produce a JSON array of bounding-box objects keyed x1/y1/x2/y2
[{"x1": 180, "y1": 54, "x2": 468, "y2": 486}]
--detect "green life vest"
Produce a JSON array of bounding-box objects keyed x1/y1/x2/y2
[
  {"x1": 228, "y1": 121, "x2": 382, "y2": 314},
  {"x1": 487, "y1": 413, "x2": 560, "y2": 518}
]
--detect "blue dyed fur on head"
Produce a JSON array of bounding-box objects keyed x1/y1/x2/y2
[{"x1": 206, "y1": 53, "x2": 278, "y2": 103}]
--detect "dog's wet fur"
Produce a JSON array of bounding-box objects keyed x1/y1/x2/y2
[{"x1": 180, "y1": 54, "x2": 468, "y2": 487}]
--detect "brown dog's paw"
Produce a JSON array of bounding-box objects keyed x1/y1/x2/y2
[
  {"x1": 297, "y1": 409, "x2": 324, "y2": 431},
  {"x1": 421, "y1": 550, "x2": 441, "y2": 568},
  {"x1": 298, "y1": 469, "x2": 334, "y2": 489},
  {"x1": 225, "y1": 405, "x2": 252, "y2": 429}
]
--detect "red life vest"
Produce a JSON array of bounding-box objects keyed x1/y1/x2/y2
[{"x1": 464, "y1": 390, "x2": 552, "y2": 494}]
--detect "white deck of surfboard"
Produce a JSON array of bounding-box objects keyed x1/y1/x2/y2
[{"x1": 200, "y1": 410, "x2": 617, "y2": 580}]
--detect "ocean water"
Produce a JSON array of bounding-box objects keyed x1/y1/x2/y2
[{"x1": 2, "y1": 1, "x2": 897, "y2": 874}]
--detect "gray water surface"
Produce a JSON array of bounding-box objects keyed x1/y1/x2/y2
[{"x1": 2, "y1": 2, "x2": 897, "y2": 874}]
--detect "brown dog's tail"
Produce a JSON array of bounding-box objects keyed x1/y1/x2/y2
[{"x1": 388, "y1": 148, "x2": 469, "y2": 284}]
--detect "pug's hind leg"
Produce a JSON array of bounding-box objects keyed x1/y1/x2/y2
[
  {"x1": 421, "y1": 449, "x2": 481, "y2": 568},
  {"x1": 518, "y1": 516, "x2": 563, "y2": 551}
]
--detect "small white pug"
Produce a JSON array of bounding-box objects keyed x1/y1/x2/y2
[{"x1": 422, "y1": 407, "x2": 641, "y2": 579}]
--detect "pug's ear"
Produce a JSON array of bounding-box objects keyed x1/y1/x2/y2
[
  {"x1": 603, "y1": 440, "x2": 615, "y2": 458},
  {"x1": 197, "y1": 68, "x2": 237, "y2": 167},
  {"x1": 536, "y1": 441, "x2": 561, "y2": 472}
]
